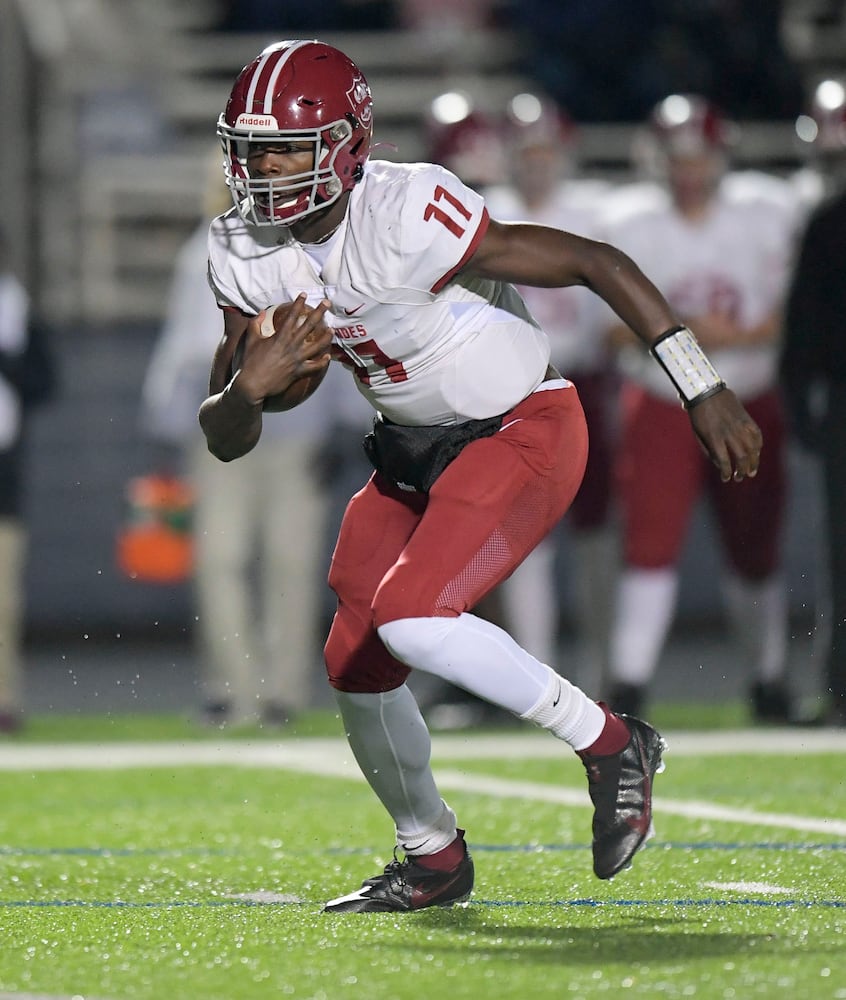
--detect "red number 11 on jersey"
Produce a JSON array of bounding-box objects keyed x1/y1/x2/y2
[
  {"x1": 423, "y1": 185, "x2": 473, "y2": 238},
  {"x1": 331, "y1": 185, "x2": 474, "y2": 384}
]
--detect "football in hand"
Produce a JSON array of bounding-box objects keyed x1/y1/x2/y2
[{"x1": 233, "y1": 301, "x2": 329, "y2": 412}]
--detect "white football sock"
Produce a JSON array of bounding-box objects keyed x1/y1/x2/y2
[
  {"x1": 334, "y1": 685, "x2": 457, "y2": 854},
  {"x1": 377, "y1": 613, "x2": 605, "y2": 750},
  {"x1": 518, "y1": 666, "x2": 606, "y2": 750},
  {"x1": 609, "y1": 567, "x2": 678, "y2": 685},
  {"x1": 723, "y1": 573, "x2": 787, "y2": 682}
]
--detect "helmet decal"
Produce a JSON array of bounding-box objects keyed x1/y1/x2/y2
[{"x1": 348, "y1": 76, "x2": 372, "y2": 124}]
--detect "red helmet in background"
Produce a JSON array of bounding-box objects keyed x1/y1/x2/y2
[
  {"x1": 501, "y1": 92, "x2": 576, "y2": 201},
  {"x1": 503, "y1": 92, "x2": 575, "y2": 152},
  {"x1": 795, "y1": 78, "x2": 846, "y2": 152},
  {"x1": 648, "y1": 94, "x2": 734, "y2": 157},
  {"x1": 424, "y1": 91, "x2": 506, "y2": 189},
  {"x1": 635, "y1": 94, "x2": 735, "y2": 208},
  {"x1": 217, "y1": 39, "x2": 373, "y2": 226}
]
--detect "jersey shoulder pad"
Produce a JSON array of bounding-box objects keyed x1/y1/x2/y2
[
  {"x1": 351, "y1": 160, "x2": 486, "y2": 295},
  {"x1": 206, "y1": 211, "x2": 254, "y2": 312}
]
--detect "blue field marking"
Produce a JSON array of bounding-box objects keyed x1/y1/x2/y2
[
  {"x1": 0, "y1": 897, "x2": 844, "y2": 909},
  {"x1": 476, "y1": 898, "x2": 846, "y2": 909},
  {"x1": 470, "y1": 841, "x2": 846, "y2": 853},
  {"x1": 662, "y1": 841, "x2": 846, "y2": 851},
  {"x1": 4, "y1": 840, "x2": 845, "y2": 858}
]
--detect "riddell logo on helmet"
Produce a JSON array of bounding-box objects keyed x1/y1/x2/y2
[{"x1": 235, "y1": 114, "x2": 278, "y2": 129}]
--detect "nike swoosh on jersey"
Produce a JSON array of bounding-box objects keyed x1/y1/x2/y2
[{"x1": 343, "y1": 303, "x2": 365, "y2": 316}]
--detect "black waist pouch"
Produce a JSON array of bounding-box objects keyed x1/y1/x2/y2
[{"x1": 363, "y1": 413, "x2": 505, "y2": 493}]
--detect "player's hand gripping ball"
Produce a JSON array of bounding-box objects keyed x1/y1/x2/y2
[{"x1": 233, "y1": 299, "x2": 331, "y2": 411}]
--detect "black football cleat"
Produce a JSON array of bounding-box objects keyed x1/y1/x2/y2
[
  {"x1": 578, "y1": 713, "x2": 666, "y2": 880},
  {"x1": 323, "y1": 842, "x2": 474, "y2": 913}
]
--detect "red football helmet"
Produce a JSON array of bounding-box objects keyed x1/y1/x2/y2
[
  {"x1": 217, "y1": 39, "x2": 373, "y2": 226},
  {"x1": 796, "y1": 78, "x2": 846, "y2": 152},
  {"x1": 503, "y1": 92, "x2": 574, "y2": 152},
  {"x1": 648, "y1": 94, "x2": 733, "y2": 157},
  {"x1": 424, "y1": 91, "x2": 506, "y2": 188},
  {"x1": 501, "y1": 92, "x2": 575, "y2": 201}
]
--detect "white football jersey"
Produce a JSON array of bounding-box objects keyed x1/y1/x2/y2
[
  {"x1": 599, "y1": 173, "x2": 798, "y2": 402},
  {"x1": 208, "y1": 160, "x2": 551, "y2": 426},
  {"x1": 142, "y1": 222, "x2": 351, "y2": 445},
  {"x1": 484, "y1": 179, "x2": 610, "y2": 373}
]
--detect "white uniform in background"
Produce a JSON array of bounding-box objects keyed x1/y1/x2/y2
[
  {"x1": 599, "y1": 171, "x2": 799, "y2": 711},
  {"x1": 606, "y1": 175, "x2": 797, "y2": 401}
]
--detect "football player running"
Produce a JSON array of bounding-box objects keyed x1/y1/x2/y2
[
  {"x1": 199, "y1": 41, "x2": 761, "y2": 912},
  {"x1": 600, "y1": 95, "x2": 798, "y2": 724}
]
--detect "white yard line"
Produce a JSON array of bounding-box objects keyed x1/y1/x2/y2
[
  {"x1": 0, "y1": 729, "x2": 844, "y2": 771},
  {"x1": 431, "y1": 770, "x2": 846, "y2": 837},
  {"x1": 0, "y1": 731, "x2": 844, "y2": 838},
  {"x1": 703, "y1": 881, "x2": 794, "y2": 895},
  {"x1": 429, "y1": 729, "x2": 846, "y2": 757}
]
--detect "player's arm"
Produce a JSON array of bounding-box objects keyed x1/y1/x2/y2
[
  {"x1": 199, "y1": 297, "x2": 332, "y2": 461},
  {"x1": 464, "y1": 219, "x2": 762, "y2": 483},
  {"x1": 198, "y1": 307, "x2": 263, "y2": 462},
  {"x1": 466, "y1": 220, "x2": 683, "y2": 342}
]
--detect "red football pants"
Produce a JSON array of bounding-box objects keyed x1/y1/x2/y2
[
  {"x1": 616, "y1": 384, "x2": 786, "y2": 576},
  {"x1": 324, "y1": 385, "x2": 589, "y2": 692}
]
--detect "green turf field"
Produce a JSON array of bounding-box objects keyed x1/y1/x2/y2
[{"x1": 0, "y1": 714, "x2": 844, "y2": 999}]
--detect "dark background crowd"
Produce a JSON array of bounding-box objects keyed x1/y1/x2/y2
[{"x1": 216, "y1": 0, "x2": 806, "y2": 121}]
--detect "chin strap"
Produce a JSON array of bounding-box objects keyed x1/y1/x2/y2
[{"x1": 650, "y1": 325, "x2": 726, "y2": 409}]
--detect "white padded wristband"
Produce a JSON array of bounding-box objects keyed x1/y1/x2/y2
[{"x1": 650, "y1": 326, "x2": 726, "y2": 409}]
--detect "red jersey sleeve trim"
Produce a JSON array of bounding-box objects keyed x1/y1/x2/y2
[{"x1": 430, "y1": 207, "x2": 490, "y2": 294}]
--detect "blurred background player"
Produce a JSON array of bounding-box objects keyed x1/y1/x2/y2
[
  {"x1": 0, "y1": 228, "x2": 56, "y2": 732},
  {"x1": 600, "y1": 95, "x2": 798, "y2": 723},
  {"x1": 424, "y1": 90, "x2": 508, "y2": 193},
  {"x1": 139, "y1": 161, "x2": 366, "y2": 727},
  {"x1": 484, "y1": 93, "x2": 618, "y2": 692},
  {"x1": 781, "y1": 77, "x2": 846, "y2": 727}
]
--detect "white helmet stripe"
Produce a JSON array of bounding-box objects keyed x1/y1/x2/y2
[{"x1": 244, "y1": 40, "x2": 312, "y2": 116}]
